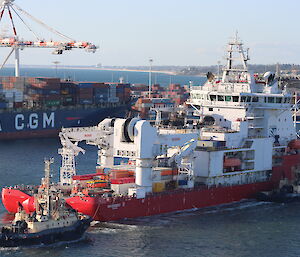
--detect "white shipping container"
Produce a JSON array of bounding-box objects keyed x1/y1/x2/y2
[
  {"x1": 4, "y1": 92, "x2": 13, "y2": 98},
  {"x1": 14, "y1": 92, "x2": 24, "y2": 98},
  {"x1": 128, "y1": 187, "x2": 146, "y2": 199},
  {"x1": 111, "y1": 183, "x2": 135, "y2": 195},
  {"x1": 5, "y1": 97, "x2": 14, "y2": 101},
  {"x1": 14, "y1": 97, "x2": 24, "y2": 101}
]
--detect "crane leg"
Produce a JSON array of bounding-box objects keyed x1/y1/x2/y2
[
  {"x1": 14, "y1": 47, "x2": 19, "y2": 77},
  {"x1": 0, "y1": 48, "x2": 14, "y2": 71}
]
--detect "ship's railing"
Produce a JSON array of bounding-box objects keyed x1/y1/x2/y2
[
  {"x1": 0, "y1": 102, "x2": 126, "y2": 114},
  {"x1": 158, "y1": 128, "x2": 198, "y2": 134},
  {"x1": 61, "y1": 126, "x2": 99, "y2": 133},
  {"x1": 205, "y1": 170, "x2": 269, "y2": 187}
]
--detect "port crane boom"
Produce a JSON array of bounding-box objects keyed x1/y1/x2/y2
[{"x1": 0, "y1": 0, "x2": 97, "y2": 77}]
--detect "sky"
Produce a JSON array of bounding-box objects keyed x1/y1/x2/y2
[{"x1": 0, "y1": 0, "x2": 300, "y2": 67}]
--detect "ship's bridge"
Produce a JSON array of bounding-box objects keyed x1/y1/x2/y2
[{"x1": 189, "y1": 90, "x2": 292, "y2": 108}]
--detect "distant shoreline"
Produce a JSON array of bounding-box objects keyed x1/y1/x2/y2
[
  {"x1": 5, "y1": 65, "x2": 205, "y2": 76},
  {"x1": 58, "y1": 66, "x2": 206, "y2": 77},
  {"x1": 62, "y1": 66, "x2": 178, "y2": 75}
]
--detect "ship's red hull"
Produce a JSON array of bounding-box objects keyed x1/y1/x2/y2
[
  {"x1": 0, "y1": 129, "x2": 59, "y2": 140},
  {"x1": 3, "y1": 154, "x2": 300, "y2": 221},
  {"x1": 66, "y1": 181, "x2": 274, "y2": 221},
  {"x1": 1, "y1": 188, "x2": 32, "y2": 213}
]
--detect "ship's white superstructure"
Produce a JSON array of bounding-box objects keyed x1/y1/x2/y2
[
  {"x1": 55, "y1": 35, "x2": 297, "y2": 198},
  {"x1": 188, "y1": 34, "x2": 295, "y2": 186}
]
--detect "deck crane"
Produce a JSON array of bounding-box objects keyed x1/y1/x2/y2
[
  {"x1": 58, "y1": 119, "x2": 115, "y2": 185},
  {"x1": 57, "y1": 118, "x2": 198, "y2": 187},
  {"x1": 0, "y1": 0, "x2": 98, "y2": 77}
]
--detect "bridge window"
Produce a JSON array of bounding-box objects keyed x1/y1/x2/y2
[
  {"x1": 276, "y1": 97, "x2": 282, "y2": 103},
  {"x1": 225, "y1": 96, "x2": 232, "y2": 101},
  {"x1": 252, "y1": 97, "x2": 259, "y2": 102},
  {"x1": 246, "y1": 96, "x2": 251, "y2": 102},
  {"x1": 268, "y1": 97, "x2": 274, "y2": 103},
  {"x1": 217, "y1": 95, "x2": 224, "y2": 101},
  {"x1": 209, "y1": 95, "x2": 216, "y2": 101},
  {"x1": 241, "y1": 96, "x2": 247, "y2": 102},
  {"x1": 232, "y1": 96, "x2": 239, "y2": 102}
]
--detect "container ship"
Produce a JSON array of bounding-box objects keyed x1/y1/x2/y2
[
  {"x1": 3, "y1": 36, "x2": 300, "y2": 222},
  {"x1": 0, "y1": 76, "x2": 131, "y2": 139},
  {"x1": 0, "y1": 0, "x2": 133, "y2": 140}
]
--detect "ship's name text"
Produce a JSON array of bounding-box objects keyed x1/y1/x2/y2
[{"x1": 15, "y1": 112, "x2": 55, "y2": 130}]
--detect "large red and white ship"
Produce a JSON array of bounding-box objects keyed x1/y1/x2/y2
[{"x1": 3, "y1": 36, "x2": 300, "y2": 221}]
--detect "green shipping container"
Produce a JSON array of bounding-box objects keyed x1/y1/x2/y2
[{"x1": 45, "y1": 100, "x2": 61, "y2": 106}]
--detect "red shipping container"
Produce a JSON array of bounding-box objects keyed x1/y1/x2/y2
[
  {"x1": 13, "y1": 102, "x2": 23, "y2": 108},
  {"x1": 72, "y1": 173, "x2": 98, "y2": 181},
  {"x1": 110, "y1": 177, "x2": 135, "y2": 184}
]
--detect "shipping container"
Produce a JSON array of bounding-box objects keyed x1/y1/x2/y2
[
  {"x1": 77, "y1": 82, "x2": 94, "y2": 88},
  {"x1": 13, "y1": 102, "x2": 23, "y2": 108},
  {"x1": 79, "y1": 99, "x2": 93, "y2": 105},
  {"x1": 0, "y1": 102, "x2": 7, "y2": 109},
  {"x1": 110, "y1": 170, "x2": 132, "y2": 179},
  {"x1": 45, "y1": 100, "x2": 61, "y2": 106},
  {"x1": 110, "y1": 177, "x2": 135, "y2": 184},
  {"x1": 178, "y1": 180, "x2": 188, "y2": 186},
  {"x1": 153, "y1": 182, "x2": 165, "y2": 192}
]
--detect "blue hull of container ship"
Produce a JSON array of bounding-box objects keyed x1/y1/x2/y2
[{"x1": 0, "y1": 105, "x2": 126, "y2": 140}]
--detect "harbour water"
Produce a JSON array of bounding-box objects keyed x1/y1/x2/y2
[
  {"x1": 0, "y1": 67, "x2": 205, "y2": 87},
  {"x1": 0, "y1": 70, "x2": 300, "y2": 256}
]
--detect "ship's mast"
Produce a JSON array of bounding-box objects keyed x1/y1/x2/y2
[
  {"x1": 43, "y1": 158, "x2": 53, "y2": 215},
  {"x1": 148, "y1": 58, "x2": 153, "y2": 98},
  {"x1": 222, "y1": 32, "x2": 250, "y2": 83}
]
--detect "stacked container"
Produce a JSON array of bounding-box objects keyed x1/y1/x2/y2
[
  {"x1": 26, "y1": 77, "x2": 61, "y2": 107},
  {"x1": 0, "y1": 77, "x2": 26, "y2": 109},
  {"x1": 0, "y1": 82, "x2": 7, "y2": 109},
  {"x1": 93, "y1": 83, "x2": 109, "y2": 104},
  {"x1": 60, "y1": 82, "x2": 77, "y2": 106},
  {"x1": 166, "y1": 84, "x2": 188, "y2": 105},
  {"x1": 116, "y1": 83, "x2": 131, "y2": 103},
  {"x1": 0, "y1": 76, "x2": 130, "y2": 111},
  {"x1": 77, "y1": 82, "x2": 94, "y2": 105}
]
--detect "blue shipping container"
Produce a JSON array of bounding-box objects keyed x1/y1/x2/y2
[
  {"x1": 178, "y1": 180, "x2": 188, "y2": 186},
  {"x1": 0, "y1": 102, "x2": 7, "y2": 109},
  {"x1": 113, "y1": 156, "x2": 129, "y2": 165},
  {"x1": 79, "y1": 99, "x2": 93, "y2": 105},
  {"x1": 77, "y1": 83, "x2": 94, "y2": 88}
]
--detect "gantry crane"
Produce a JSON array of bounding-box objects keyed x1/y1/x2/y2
[{"x1": 0, "y1": 0, "x2": 97, "y2": 77}]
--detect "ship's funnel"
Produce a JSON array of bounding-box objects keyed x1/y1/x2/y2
[{"x1": 206, "y1": 72, "x2": 215, "y2": 82}]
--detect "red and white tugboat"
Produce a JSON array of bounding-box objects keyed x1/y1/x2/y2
[
  {"x1": 0, "y1": 159, "x2": 91, "y2": 248},
  {"x1": 2, "y1": 35, "x2": 300, "y2": 221}
]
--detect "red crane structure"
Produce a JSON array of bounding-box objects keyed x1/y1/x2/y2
[{"x1": 0, "y1": 0, "x2": 97, "y2": 77}]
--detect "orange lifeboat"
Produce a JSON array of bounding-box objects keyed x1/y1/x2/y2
[
  {"x1": 223, "y1": 158, "x2": 241, "y2": 167},
  {"x1": 288, "y1": 139, "x2": 300, "y2": 149}
]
